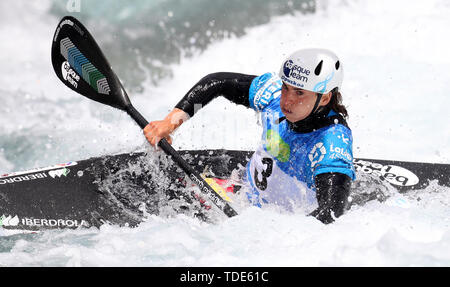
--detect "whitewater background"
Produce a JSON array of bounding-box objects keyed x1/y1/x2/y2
[{"x1": 0, "y1": 0, "x2": 449, "y2": 267}]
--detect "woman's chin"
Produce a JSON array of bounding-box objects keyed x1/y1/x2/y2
[{"x1": 284, "y1": 114, "x2": 306, "y2": 123}]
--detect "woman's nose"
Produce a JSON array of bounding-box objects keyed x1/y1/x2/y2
[{"x1": 283, "y1": 91, "x2": 295, "y2": 105}]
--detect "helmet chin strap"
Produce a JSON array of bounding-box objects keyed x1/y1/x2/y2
[{"x1": 310, "y1": 93, "x2": 324, "y2": 116}]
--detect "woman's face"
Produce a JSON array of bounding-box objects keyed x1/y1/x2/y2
[{"x1": 280, "y1": 82, "x2": 331, "y2": 122}]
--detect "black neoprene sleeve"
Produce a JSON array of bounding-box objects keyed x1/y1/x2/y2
[
  {"x1": 310, "y1": 172, "x2": 352, "y2": 224},
  {"x1": 175, "y1": 72, "x2": 257, "y2": 117}
]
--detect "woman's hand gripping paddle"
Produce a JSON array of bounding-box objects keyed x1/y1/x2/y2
[{"x1": 51, "y1": 16, "x2": 238, "y2": 218}]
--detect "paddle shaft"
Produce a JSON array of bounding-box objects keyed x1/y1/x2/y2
[{"x1": 126, "y1": 105, "x2": 238, "y2": 218}]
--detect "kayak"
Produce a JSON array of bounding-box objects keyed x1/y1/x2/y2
[{"x1": 1, "y1": 149, "x2": 449, "y2": 231}]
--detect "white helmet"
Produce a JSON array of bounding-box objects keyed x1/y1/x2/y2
[{"x1": 279, "y1": 48, "x2": 343, "y2": 94}]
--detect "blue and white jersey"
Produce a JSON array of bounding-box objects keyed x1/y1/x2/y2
[{"x1": 245, "y1": 72, "x2": 355, "y2": 212}]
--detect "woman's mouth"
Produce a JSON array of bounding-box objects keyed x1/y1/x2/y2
[{"x1": 282, "y1": 107, "x2": 291, "y2": 114}]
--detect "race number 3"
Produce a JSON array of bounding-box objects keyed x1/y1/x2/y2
[{"x1": 254, "y1": 157, "x2": 274, "y2": 190}]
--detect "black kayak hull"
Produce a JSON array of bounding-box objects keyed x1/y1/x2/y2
[{"x1": 1, "y1": 150, "x2": 448, "y2": 231}]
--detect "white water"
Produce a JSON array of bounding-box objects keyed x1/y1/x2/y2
[{"x1": 0, "y1": 0, "x2": 449, "y2": 267}]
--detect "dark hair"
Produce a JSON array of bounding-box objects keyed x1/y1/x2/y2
[{"x1": 328, "y1": 87, "x2": 348, "y2": 118}]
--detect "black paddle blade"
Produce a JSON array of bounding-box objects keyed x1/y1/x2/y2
[{"x1": 51, "y1": 16, "x2": 131, "y2": 110}]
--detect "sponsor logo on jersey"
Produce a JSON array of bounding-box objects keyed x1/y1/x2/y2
[
  {"x1": 309, "y1": 142, "x2": 326, "y2": 168},
  {"x1": 338, "y1": 133, "x2": 350, "y2": 144},
  {"x1": 329, "y1": 144, "x2": 352, "y2": 162},
  {"x1": 253, "y1": 75, "x2": 282, "y2": 110},
  {"x1": 354, "y1": 159, "x2": 419, "y2": 186}
]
